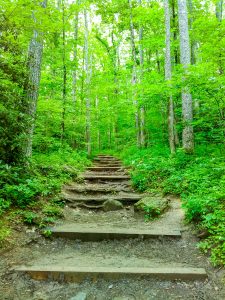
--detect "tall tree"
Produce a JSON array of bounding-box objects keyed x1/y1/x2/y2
[
  {"x1": 138, "y1": 0, "x2": 145, "y2": 148},
  {"x1": 164, "y1": 0, "x2": 176, "y2": 154},
  {"x1": 216, "y1": 0, "x2": 223, "y2": 22},
  {"x1": 178, "y1": 0, "x2": 194, "y2": 153},
  {"x1": 23, "y1": 0, "x2": 47, "y2": 159},
  {"x1": 72, "y1": 0, "x2": 80, "y2": 104},
  {"x1": 128, "y1": 0, "x2": 140, "y2": 147},
  {"x1": 61, "y1": 0, "x2": 67, "y2": 142},
  {"x1": 84, "y1": 9, "x2": 91, "y2": 155}
]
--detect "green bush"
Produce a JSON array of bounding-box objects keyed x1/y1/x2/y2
[
  {"x1": 118, "y1": 145, "x2": 225, "y2": 266},
  {"x1": 0, "y1": 148, "x2": 90, "y2": 212}
]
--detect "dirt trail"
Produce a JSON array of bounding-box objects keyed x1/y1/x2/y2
[{"x1": 0, "y1": 155, "x2": 225, "y2": 300}]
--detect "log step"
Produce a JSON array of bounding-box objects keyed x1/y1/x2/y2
[
  {"x1": 15, "y1": 266, "x2": 207, "y2": 282},
  {"x1": 50, "y1": 225, "x2": 182, "y2": 241},
  {"x1": 64, "y1": 185, "x2": 132, "y2": 193},
  {"x1": 62, "y1": 193, "x2": 141, "y2": 203},
  {"x1": 87, "y1": 167, "x2": 124, "y2": 171},
  {"x1": 83, "y1": 175, "x2": 130, "y2": 181}
]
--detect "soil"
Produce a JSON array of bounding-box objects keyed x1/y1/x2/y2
[{"x1": 0, "y1": 156, "x2": 225, "y2": 300}]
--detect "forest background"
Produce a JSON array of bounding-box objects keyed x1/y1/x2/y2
[{"x1": 0, "y1": 0, "x2": 225, "y2": 266}]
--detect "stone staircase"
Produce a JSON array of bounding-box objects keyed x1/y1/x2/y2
[{"x1": 14, "y1": 154, "x2": 207, "y2": 289}]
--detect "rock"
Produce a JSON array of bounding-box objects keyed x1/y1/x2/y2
[
  {"x1": 103, "y1": 199, "x2": 123, "y2": 211},
  {"x1": 134, "y1": 196, "x2": 170, "y2": 218},
  {"x1": 69, "y1": 292, "x2": 87, "y2": 300}
]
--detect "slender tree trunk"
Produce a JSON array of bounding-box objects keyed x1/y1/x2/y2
[
  {"x1": 84, "y1": 10, "x2": 91, "y2": 155},
  {"x1": 128, "y1": 0, "x2": 140, "y2": 147},
  {"x1": 178, "y1": 0, "x2": 194, "y2": 153},
  {"x1": 138, "y1": 0, "x2": 145, "y2": 148},
  {"x1": 171, "y1": 0, "x2": 179, "y2": 65},
  {"x1": 188, "y1": 0, "x2": 196, "y2": 65},
  {"x1": 164, "y1": 0, "x2": 176, "y2": 154},
  {"x1": 72, "y1": 0, "x2": 80, "y2": 104},
  {"x1": 216, "y1": 0, "x2": 223, "y2": 21},
  {"x1": 156, "y1": 50, "x2": 161, "y2": 73},
  {"x1": 95, "y1": 96, "x2": 100, "y2": 150},
  {"x1": 23, "y1": 0, "x2": 47, "y2": 159},
  {"x1": 61, "y1": 0, "x2": 67, "y2": 142}
]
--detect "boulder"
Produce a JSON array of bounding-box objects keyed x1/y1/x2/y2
[
  {"x1": 103, "y1": 199, "x2": 123, "y2": 211},
  {"x1": 134, "y1": 196, "x2": 170, "y2": 219}
]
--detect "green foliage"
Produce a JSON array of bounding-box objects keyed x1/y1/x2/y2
[
  {"x1": 0, "y1": 149, "x2": 90, "y2": 213},
  {"x1": 42, "y1": 205, "x2": 63, "y2": 217},
  {"x1": 119, "y1": 145, "x2": 225, "y2": 266},
  {"x1": 144, "y1": 205, "x2": 161, "y2": 222},
  {"x1": 0, "y1": 223, "x2": 11, "y2": 247},
  {"x1": 42, "y1": 229, "x2": 53, "y2": 238},
  {"x1": 22, "y1": 211, "x2": 39, "y2": 225}
]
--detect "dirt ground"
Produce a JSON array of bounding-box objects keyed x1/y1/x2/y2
[{"x1": 0, "y1": 197, "x2": 225, "y2": 300}]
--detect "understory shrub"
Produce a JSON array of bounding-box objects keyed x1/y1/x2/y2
[
  {"x1": 0, "y1": 148, "x2": 90, "y2": 211},
  {"x1": 118, "y1": 145, "x2": 225, "y2": 266}
]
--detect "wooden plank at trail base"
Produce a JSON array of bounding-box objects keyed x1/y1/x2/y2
[
  {"x1": 50, "y1": 226, "x2": 182, "y2": 240},
  {"x1": 15, "y1": 266, "x2": 207, "y2": 282}
]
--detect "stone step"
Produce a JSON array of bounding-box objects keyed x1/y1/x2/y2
[
  {"x1": 15, "y1": 265, "x2": 207, "y2": 282},
  {"x1": 50, "y1": 225, "x2": 182, "y2": 241},
  {"x1": 83, "y1": 175, "x2": 130, "y2": 181},
  {"x1": 62, "y1": 193, "x2": 141, "y2": 203}
]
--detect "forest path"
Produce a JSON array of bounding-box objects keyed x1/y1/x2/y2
[{"x1": 1, "y1": 155, "x2": 225, "y2": 299}]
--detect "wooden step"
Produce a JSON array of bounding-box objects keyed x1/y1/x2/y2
[
  {"x1": 97, "y1": 155, "x2": 117, "y2": 158},
  {"x1": 15, "y1": 265, "x2": 207, "y2": 282},
  {"x1": 83, "y1": 175, "x2": 130, "y2": 181},
  {"x1": 94, "y1": 164, "x2": 123, "y2": 168},
  {"x1": 62, "y1": 193, "x2": 141, "y2": 203},
  {"x1": 64, "y1": 184, "x2": 132, "y2": 194},
  {"x1": 94, "y1": 159, "x2": 122, "y2": 164},
  {"x1": 87, "y1": 166, "x2": 124, "y2": 171},
  {"x1": 50, "y1": 225, "x2": 182, "y2": 241}
]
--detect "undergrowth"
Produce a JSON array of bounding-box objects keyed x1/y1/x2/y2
[
  {"x1": 117, "y1": 144, "x2": 225, "y2": 266},
  {"x1": 0, "y1": 147, "x2": 90, "y2": 245}
]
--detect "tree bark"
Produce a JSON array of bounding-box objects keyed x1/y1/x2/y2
[
  {"x1": 23, "y1": 0, "x2": 47, "y2": 159},
  {"x1": 128, "y1": 0, "x2": 140, "y2": 147},
  {"x1": 216, "y1": 0, "x2": 223, "y2": 22},
  {"x1": 72, "y1": 0, "x2": 80, "y2": 104},
  {"x1": 138, "y1": 0, "x2": 145, "y2": 148},
  {"x1": 61, "y1": 0, "x2": 67, "y2": 142},
  {"x1": 178, "y1": 0, "x2": 194, "y2": 153},
  {"x1": 164, "y1": 0, "x2": 176, "y2": 154},
  {"x1": 84, "y1": 9, "x2": 91, "y2": 156}
]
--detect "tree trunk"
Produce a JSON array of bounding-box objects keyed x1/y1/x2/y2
[
  {"x1": 128, "y1": 0, "x2": 140, "y2": 147},
  {"x1": 188, "y1": 0, "x2": 196, "y2": 65},
  {"x1": 171, "y1": 0, "x2": 179, "y2": 65},
  {"x1": 61, "y1": 0, "x2": 67, "y2": 142},
  {"x1": 164, "y1": 0, "x2": 176, "y2": 154},
  {"x1": 138, "y1": 0, "x2": 145, "y2": 148},
  {"x1": 23, "y1": 0, "x2": 47, "y2": 159},
  {"x1": 178, "y1": 0, "x2": 194, "y2": 153},
  {"x1": 95, "y1": 96, "x2": 100, "y2": 150},
  {"x1": 216, "y1": 0, "x2": 223, "y2": 22},
  {"x1": 84, "y1": 10, "x2": 91, "y2": 156},
  {"x1": 72, "y1": 0, "x2": 80, "y2": 104}
]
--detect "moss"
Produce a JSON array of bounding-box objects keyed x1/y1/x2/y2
[{"x1": 134, "y1": 196, "x2": 170, "y2": 220}]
